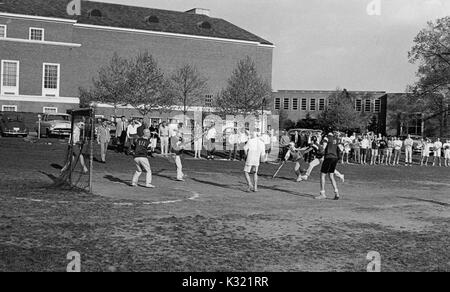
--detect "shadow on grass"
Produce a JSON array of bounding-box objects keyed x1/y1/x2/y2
[
  {"x1": 190, "y1": 178, "x2": 244, "y2": 192},
  {"x1": 398, "y1": 196, "x2": 450, "y2": 207},
  {"x1": 259, "y1": 185, "x2": 315, "y2": 199},
  {"x1": 104, "y1": 175, "x2": 131, "y2": 186}
]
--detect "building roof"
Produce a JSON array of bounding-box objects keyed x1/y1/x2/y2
[{"x1": 0, "y1": 0, "x2": 273, "y2": 45}]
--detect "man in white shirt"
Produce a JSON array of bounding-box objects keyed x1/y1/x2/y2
[
  {"x1": 206, "y1": 123, "x2": 217, "y2": 160},
  {"x1": 61, "y1": 121, "x2": 88, "y2": 174},
  {"x1": 228, "y1": 128, "x2": 239, "y2": 161},
  {"x1": 238, "y1": 128, "x2": 249, "y2": 161},
  {"x1": 433, "y1": 138, "x2": 443, "y2": 167},
  {"x1": 404, "y1": 135, "x2": 414, "y2": 166},
  {"x1": 243, "y1": 131, "x2": 265, "y2": 193},
  {"x1": 393, "y1": 137, "x2": 403, "y2": 166},
  {"x1": 443, "y1": 139, "x2": 450, "y2": 167},
  {"x1": 159, "y1": 121, "x2": 170, "y2": 156}
]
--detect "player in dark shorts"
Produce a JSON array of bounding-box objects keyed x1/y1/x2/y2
[{"x1": 316, "y1": 133, "x2": 341, "y2": 200}]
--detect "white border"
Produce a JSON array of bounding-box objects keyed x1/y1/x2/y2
[
  {"x1": 0, "y1": 24, "x2": 6, "y2": 38},
  {"x1": 42, "y1": 63, "x2": 60, "y2": 97},
  {"x1": 0, "y1": 13, "x2": 77, "y2": 24},
  {"x1": 43, "y1": 106, "x2": 58, "y2": 114},
  {"x1": 0, "y1": 94, "x2": 79, "y2": 104},
  {"x1": 74, "y1": 23, "x2": 275, "y2": 48},
  {"x1": 29, "y1": 27, "x2": 45, "y2": 41},
  {"x1": 1, "y1": 60, "x2": 20, "y2": 96},
  {"x1": 1, "y1": 105, "x2": 17, "y2": 112},
  {"x1": 0, "y1": 37, "x2": 81, "y2": 47}
]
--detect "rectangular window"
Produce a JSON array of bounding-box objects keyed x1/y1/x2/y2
[
  {"x1": 0, "y1": 25, "x2": 6, "y2": 38},
  {"x1": 301, "y1": 98, "x2": 307, "y2": 111},
  {"x1": 2, "y1": 105, "x2": 17, "y2": 112},
  {"x1": 30, "y1": 27, "x2": 44, "y2": 41},
  {"x1": 283, "y1": 98, "x2": 290, "y2": 110},
  {"x1": 374, "y1": 99, "x2": 381, "y2": 113},
  {"x1": 292, "y1": 98, "x2": 299, "y2": 111},
  {"x1": 364, "y1": 99, "x2": 372, "y2": 112},
  {"x1": 355, "y1": 99, "x2": 362, "y2": 112},
  {"x1": 205, "y1": 95, "x2": 213, "y2": 107},
  {"x1": 1, "y1": 60, "x2": 19, "y2": 95},
  {"x1": 42, "y1": 63, "x2": 60, "y2": 96},
  {"x1": 310, "y1": 98, "x2": 317, "y2": 111},
  {"x1": 43, "y1": 107, "x2": 58, "y2": 114},
  {"x1": 274, "y1": 97, "x2": 281, "y2": 110},
  {"x1": 319, "y1": 98, "x2": 326, "y2": 111}
]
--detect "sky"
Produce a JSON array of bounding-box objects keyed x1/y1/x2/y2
[{"x1": 95, "y1": 0, "x2": 450, "y2": 93}]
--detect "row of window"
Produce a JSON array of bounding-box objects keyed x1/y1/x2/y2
[
  {"x1": 0, "y1": 24, "x2": 45, "y2": 41},
  {"x1": 1, "y1": 105, "x2": 58, "y2": 113},
  {"x1": 274, "y1": 97, "x2": 381, "y2": 113},
  {"x1": 1, "y1": 60, "x2": 60, "y2": 96}
]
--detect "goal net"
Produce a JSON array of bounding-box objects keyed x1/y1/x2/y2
[{"x1": 58, "y1": 108, "x2": 95, "y2": 193}]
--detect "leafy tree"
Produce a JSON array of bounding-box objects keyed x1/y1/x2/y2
[
  {"x1": 127, "y1": 52, "x2": 174, "y2": 118},
  {"x1": 79, "y1": 53, "x2": 130, "y2": 115},
  {"x1": 216, "y1": 56, "x2": 272, "y2": 117},
  {"x1": 318, "y1": 89, "x2": 370, "y2": 132},
  {"x1": 171, "y1": 64, "x2": 208, "y2": 116},
  {"x1": 408, "y1": 16, "x2": 450, "y2": 136}
]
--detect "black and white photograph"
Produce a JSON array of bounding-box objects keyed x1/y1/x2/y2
[{"x1": 0, "y1": 0, "x2": 449, "y2": 277}]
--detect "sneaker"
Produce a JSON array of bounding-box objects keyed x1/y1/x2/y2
[
  {"x1": 176, "y1": 178, "x2": 185, "y2": 182},
  {"x1": 337, "y1": 174, "x2": 345, "y2": 183},
  {"x1": 296, "y1": 176, "x2": 303, "y2": 182},
  {"x1": 315, "y1": 193, "x2": 327, "y2": 200},
  {"x1": 245, "y1": 186, "x2": 254, "y2": 193},
  {"x1": 334, "y1": 195, "x2": 340, "y2": 201},
  {"x1": 145, "y1": 184, "x2": 156, "y2": 188},
  {"x1": 300, "y1": 175, "x2": 309, "y2": 181},
  {"x1": 131, "y1": 184, "x2": 138, "y2": 187}
]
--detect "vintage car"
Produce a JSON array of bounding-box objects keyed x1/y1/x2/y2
[
  {"x1": 0, "y1": 114, "x2": 29, "y2": 137},
  {"x1": 37, "y1": 113, "x2": 72, "y2": 138}
]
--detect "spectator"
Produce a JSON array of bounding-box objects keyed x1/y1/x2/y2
[
  {"x1": 361, "y1": 135, "x2": 370, "y2": 165},
  {"x1": 433, "y1": 138, "x2": 443, "y2": 167},
  {"x1": 97, "y1": 120, "x2": 111, "y2": 163},
  {"x1": 404, "y1": 134, "x2": 414, "y2": 166},
  {"x1": 279, "y1": 130, "x2": 291, "y2": 161},
  {"x1": 116, "y1": 116, "x2": 128, "y2": 153},
  {"x1": 353, "y1": 136, "x2": 362, "y2": 164},
  {"x1": 159, "y1": 121, "x2": 170, "y2": 156},
  {"x1": 193, "y1": 123, "x2": 203, "y2": 159},
  {"x1": 443, "y1": 139, "x2": 450, "y2": 167},
  {"x1": 206, "y1": 122, "x2": 217, "y2": 160},
  {"x1": 228, "y1": 128, "x2": 239, "y2": 161},
  {"x1": 421, "y1": 138, "x2": 431, "y2": 166},
  {"x1": 393, "y1": 137, "x2": 403, "y2": 166},
  {"x1": 149, "y1": 121, "x2": 159, "y2": 155},
  {"x1": 238, "y1": 128, "x2": 249, "y2": 161},
  {"x1": 378, "y1": 136, "x2": 388, "y2": 165}
]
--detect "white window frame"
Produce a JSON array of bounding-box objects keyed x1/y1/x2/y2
[
  {"x1": 0, "y1": 25, "x2": 7, "y2": 38},
  {"x1": 42, "y1": 63, "x2": 60, "y2": 97},
  {"x1": 1, "y1": 60, "x2": 20, "y2": 96},
  {"x1": 364, "y1": 99, "x2": 372, "y2": 113},
  {"x1": 283, "y1": 98, "x2": 290, "y2": 110},
  {"x1": 319, "y1": 98, "x2": 326, "y2": 111},
  {"x1": 309, "y1": 98, "x2": 317, "y2": 111},
  {"x1": 43, "y1": 107, "x2": 58, "y2": 114},
  {"x1": 29, "y1": 27, "x2": 45, "y2": 41},
  {"x1": 2, "y1": 105, "x2": 17, "y2": 112},
  {"x1": 274, "y1": 97, "x2": 281, "y2": 110},
  {"x1": 301, "y1": 98, "x2": 307, "y2": 111},
  {"x1": 292, "y1": 98, "x2": 299, "y2": 111},
  {"x1": 355, "y1": 99, "x2": 362, "y2": 112}
]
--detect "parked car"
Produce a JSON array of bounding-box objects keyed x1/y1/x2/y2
[
  {"x1": 37, "y1": 113, "x2": 72, "y2": 138},
  {"x1": 0, "y1": 114, "x2": 29, "y2": 137}
]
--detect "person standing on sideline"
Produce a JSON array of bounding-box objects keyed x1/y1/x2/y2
[
  {"x1": 159, "y1": 121, "x2": 170, "y2": 156},
  {"x1": 228, "y1": 128, "x2": 239, "y2": 161},
  {"x1": 206, "y1": 122, "x2": 217, "y2": 160},
  {"x1": 421, "y1": 138, "x2": 431, "y2": 166},
  {"x1": 116, "y1": 116, "x2": 128, "y2": 153},
  {"x1": 136, "y1": 118, "x2": 146, "y2": 138},
  {"x1": 238, "y1": 128, "x2": 249, "y2": 161},
  {"x1": 404, "y1": 134, "x2": 414, "y2": 166},
  {"x1": 370, "y1": 136, "x2": 379, "y2": 165},
  {"x1": 393, "y1": 137, "x2": 403, "y2": 166},
  {"x1": 131, "y1": 129, "x2": 155, "y2": 188},
  {"x1": 243, "y1": 130, "x2": 266, "y2": 192},
  {"x1": 433, "y1": 138, "x2": 443, "y2": 167},
  {"x1": 171, "y1": 123, "x2": 186, "y2": 181},
  {"x1": 378, "y1": 136, "x2": 388, "y2": 165},
  {"x1": 361, "y1": 134, "x2": 370, "y2": 165},
  {"x1": 61, "y1": 120, "x2": 89, "y2": 174},
  {"x1": 341, "y1": 133, "x2": 352, "y2": 164},
  {"x1": 443, "y1": 139, "x2": 450, "y2": 167},
  {"x1": 353, "y1": 136, "x2": 361, "y2": 164},
  {"x1": 97, "y1": 121, "x2": 111, "y2": 163},
  {"x1": 126, "y1": 119, "x2": 142, "y2": 153},
  {"x1": 149, "y1": 121, "x2": 159, "y2": 155},
  {"x1": 386, "y1": 137, "x2": 395, "y2": 165},
  {"x1": 193, "y1": 123, "x2": 204, "y2": 159},
  {"x1": 316, "y1": 133, "x2": 342, "y2": 201},
  {"x1": 279, "y1": 130, "x2": 291, "y2": 161},
  {"x1": 261, "y1": 130, "x2": 272, "y2": 162}
]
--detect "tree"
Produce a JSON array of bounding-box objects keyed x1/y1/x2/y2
[
  {"x1": 408, "y1": 16, "x2": 450, "y2": 136},
  {"x1": 127, "y1": 52, "x2": 174, "y2": 118},
  {"x1": 79, "y1": 53, "x2": 130, "y2": 115},
  {"x1": 171, "y1": 64, "x2": 208, "y2": 116},
  {"x1": 318, "y1": 89, "x2": 370, "y2": 132},
  {"x1": 216, "y1": 56, "x2": 272, "y2": 117}
]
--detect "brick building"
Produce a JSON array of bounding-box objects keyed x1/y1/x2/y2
[
  {"x1": 0, "y1": 0, "x2": 273, "y2": 120},
  {"x1": 272, "y1": 90, "x2": 388, "y2": 134}
]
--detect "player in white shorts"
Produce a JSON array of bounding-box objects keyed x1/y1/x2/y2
[
  {"x1": 421, "y1": 139, "x2": 432, "y2": 166},
  {"x1": 443, "y1": 139, "x2": 450, "y2": 167},
  {"x1": 243, "y1": 131, "x2": 265, "y2": 192},
  {"x1": 433, "y1": 138, "x2": 443, "y2": 167}
]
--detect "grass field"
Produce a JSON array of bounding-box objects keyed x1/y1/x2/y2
[{"x1": 0, "y1": 137, "x2": 449, "y2": 272}]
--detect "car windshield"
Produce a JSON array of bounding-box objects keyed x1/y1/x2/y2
[{"x1": 47, "y1": 115, "x2": 70, "y2": 121}]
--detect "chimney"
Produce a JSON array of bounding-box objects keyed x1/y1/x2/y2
[{"x1": 185, "y1": 8, "x2": 210, "y2": 17}]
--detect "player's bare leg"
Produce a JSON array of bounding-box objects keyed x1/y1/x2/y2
[
  {"x1": 244, "y1": 172, "x2": 254, "y2": 192},
  {"x1": 316, "y1": 173, "x2": 327, "y2": 200},
  {"x1": 253, "y1": 172, "x2": 259, "y2": 192},
  {"x1": 329, "y1": 173, "x2": 340, "y2": 200}
]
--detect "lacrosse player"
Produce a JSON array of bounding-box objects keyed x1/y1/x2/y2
[{"x1": 243, "y1": 130, "x2": 266, "y2": 192}]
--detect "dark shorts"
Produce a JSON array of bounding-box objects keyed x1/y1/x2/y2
[{"x1": 321, "y1": 158, "x2": 339, "y2": 174}]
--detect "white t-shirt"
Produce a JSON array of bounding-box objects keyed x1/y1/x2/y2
[
  {"x1": 361, "y1": 139, "x2": 370, "y2": 149},
  {"x1": 127, "y1": 122, "x2": 141, "y2": 136},
  {"x1": 239, "y1": 133, "x2": 249, "y2": 144},
  {"x1": 244, "y1": 137, "x2": 265, "y2": 166},
  {"x1": 394, "y1": 140, "x2": 403, "y2": 150},
  {"x1": 206, "y1": 128, "x2": 217, "y2": 140},
  {"x1": 434, "y1": 141, "x2": 443, "y2": 150},
  {"x1": 443, "y1": 143, "x2": 450, "y2": 151}
]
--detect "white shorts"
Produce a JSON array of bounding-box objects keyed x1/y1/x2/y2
[
  {"x1": 244, "y1": 164, "x2": 259, "y2": 173},
  {"x1": 445, "y1": 150, "x2": 450, "y2": 159},
  {"x1": 434, "y1": 149, "x2": 442, "y2": 157},
  {"x1": 150, "y1": 138, "x2": 157, "y2": 148}
]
